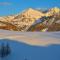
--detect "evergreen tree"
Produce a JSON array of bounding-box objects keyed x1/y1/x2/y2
[{"x1": 0, "y1": 43, "x2": 11, "y2": 58}]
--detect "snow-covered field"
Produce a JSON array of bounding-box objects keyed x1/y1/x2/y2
[{"x1": 0, "y1": 30, "x2": 60, "y2": 46}]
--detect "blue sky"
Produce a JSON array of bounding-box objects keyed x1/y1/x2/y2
[{"x1": 0, "y1": 0, "x2": 60, "y2": 16}]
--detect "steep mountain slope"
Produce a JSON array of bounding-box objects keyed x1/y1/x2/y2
[
  {"x1": 0, "y1": 8, "x2": 44, "y2": 31},
  {"x1": 11, "y1": 8, "x2": 44, "y2": 31},
  {"x1": 28, "y1": 13, "x2": 60, "y2": 32},
  {"x1": 0, "y1": 21, "x2": 18, "y2": 31}
]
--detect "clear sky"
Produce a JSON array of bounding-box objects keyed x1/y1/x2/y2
[{"x1": 0, "y1": 0, "x2": 60, "y2": 16}]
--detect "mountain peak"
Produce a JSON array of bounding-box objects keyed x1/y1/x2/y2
[
  {"x1": 50, "y1": 7, "x2": 60, "y2": 13},
  {"x1": 45, "y1": 7, "x2": 60, "y2": 16},
  {"x1": 22, "y1": 8, "x2": 44, "y2": 19},
  {"x1": 25, "y1": 8, "x2": 39, "y2": 13}
]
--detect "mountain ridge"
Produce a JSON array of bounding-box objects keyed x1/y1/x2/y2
[{"x1": 0, "y1": 7, "x2": 60, "y2": 31}]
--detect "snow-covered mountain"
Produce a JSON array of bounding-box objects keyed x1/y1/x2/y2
[{"x1": 0, "y1": 7, "x2": 60, "y2": 32}]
